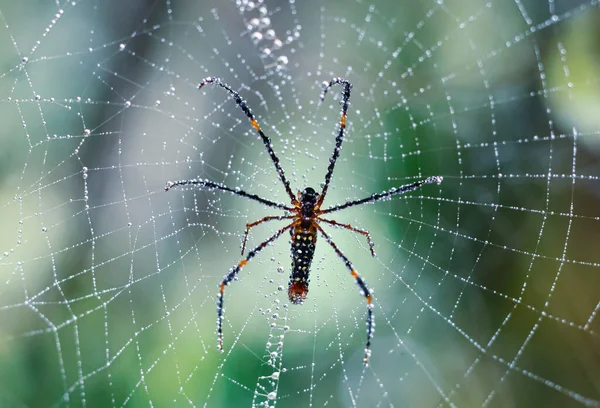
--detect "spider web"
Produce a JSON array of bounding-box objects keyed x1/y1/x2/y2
[{"x1": 0, "y1": 0, "x2": 599, "y2": 406}]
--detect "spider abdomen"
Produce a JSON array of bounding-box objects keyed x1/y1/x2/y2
[{"x1": 288, "y1": 222, "x2": 317, "y2": 304}]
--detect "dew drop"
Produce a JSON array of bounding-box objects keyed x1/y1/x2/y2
[{"x1": 251, "y1": 32, "x2": 263, "y2": 44}]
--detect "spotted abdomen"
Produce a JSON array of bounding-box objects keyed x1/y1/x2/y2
[{"x1": 288, "y1": 223, "x2": 317, "y2": 304}]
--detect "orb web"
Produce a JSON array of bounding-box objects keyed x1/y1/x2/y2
[{"x1": 0, "y1": 0, "x2": 599, "y2": 407}]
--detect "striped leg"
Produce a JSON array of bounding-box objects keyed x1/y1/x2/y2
[
  {"x1": 317, "y1": 217, "x2": 376, "y2": 257},
  {"x1": 322, "y1": 176, "x2": 443, "y2": 214},
  {"x1": 241, "y1": 215, "x2": 295, "y2": 255},
  {"x1": 217, "y1": 222, "x2": 296, "y2": 352},
  {"x1": 315, "y1": 224, "x2": 374, "y2": 366},
  {"x1": 165, "y1": 179, "x2": 292, "y2": 211},
  {"x1": 199, "y1": 77, "x2": 298, "y2": 206},
  {"x1": 316, "y1": 78, "x2": 352, "y2": 209}
]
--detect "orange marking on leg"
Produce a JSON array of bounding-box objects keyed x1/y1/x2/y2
[
  {"x1": 340, "y1": 114, "x2": 346, "y2": 128},
  {"x1": 238, "y1": 259, "x2": 248, "y2": 268},
  {"x1": 366, "y1": 294, "x2": 373, "y2": 304},
  {"x1": 251, "y1": 119, "x2": 261, "y2": 131},
  {"x1": 351, "y1": 269, "x2": 359, "y2": 278},
  {"x1": 220, "y1": 282, "x2": 226, "y2": 293}
]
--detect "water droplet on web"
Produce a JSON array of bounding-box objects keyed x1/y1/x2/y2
[
  {"x1": 259, "y1": 17, "x2": 270, "y2": 28},
  {"x1": 265, "y1": 29, "x2": 276, "y2": 40},
  {"x1": 251, "y1": 32, "x2": 263, "y2": 44},
  {"x1": 276, "y1": 55, "x2": 288, "y2": 66}
]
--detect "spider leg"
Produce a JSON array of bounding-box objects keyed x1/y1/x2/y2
[
  {"x1": 317, "y1": 217, "x2": 376, "y2": 257},
  {"x1": 217, "y1": 221, "x2": 297, "y2": 353},
  {"x1": 165, "y1": 179, "x2": 293, "y2": 211},
  {"x1": 314, "y1": 224, "x2": 374, "y2": 366},
  {"x1": 199, "y1": 77, "x2": 298, "y2": 206},
  {"x1": 316, "y1": 78, "x2": 352, "y2": 209},
  {"x1": 241, "y1": 215, "x2": 295, "y2": 255},
  {"x1": 322, "y1": 175, "x2": 443, "y2": 214}
]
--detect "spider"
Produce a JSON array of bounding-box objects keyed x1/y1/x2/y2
[{"x1": 165, "y1": 76, "x2": 443, "y2": 365}]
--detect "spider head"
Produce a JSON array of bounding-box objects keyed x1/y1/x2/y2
[
  {"x1": 300, "y1": 187, "x2": 319, "y2": 218},
  {"x1": 300, "y1": 187, "x2": 318, "y2": 203},
  {"x1": 288, "y1": 280, "x2": 308, "y2": 304}
]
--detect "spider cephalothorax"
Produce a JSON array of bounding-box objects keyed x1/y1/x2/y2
[
  {"x1": 165, "y1": 76, "x2": 443, "y2": 365},
  {"x1": 299, "y1": 187, "x2": 319, "y2": 219}
]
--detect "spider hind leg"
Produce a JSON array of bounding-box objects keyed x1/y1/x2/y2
[
  {"x1": 315, "y1": 224, "x2": 375, "y2": 366},
  {"x1": 217, "y1": 222, "x2": 295, "y2": 352}
]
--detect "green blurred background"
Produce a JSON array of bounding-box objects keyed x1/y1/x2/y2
[{"x1": 0, "y1": 0, "x2": 599, "y2": 407}]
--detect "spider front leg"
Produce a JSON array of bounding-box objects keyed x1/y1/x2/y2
[
  {"x1": 241, "y1": 215, "x2": 295, "y2": 255},
  {"x1": 316, "y1": 78, "x2": 352, "y2": 209},
  {"x1": 217, "y1": 222, "x2": 296, "y2": 352},
  {"x1": 199, "y1": 77, "x2": 299, "y2": 206},
  {"x1": 315, "y1": 224, "x2": 374, "y2": 366}
]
